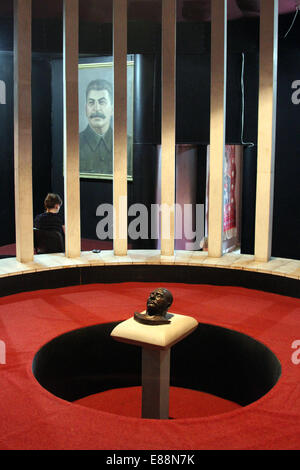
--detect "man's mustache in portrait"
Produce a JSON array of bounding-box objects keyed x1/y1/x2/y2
[{"x1": 90, "y1": 112, "x2": 106, "y2": 119}]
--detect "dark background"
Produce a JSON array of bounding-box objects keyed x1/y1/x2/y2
[{"x1": 0, "y1": 12, "x2": 299, "y2": 258}]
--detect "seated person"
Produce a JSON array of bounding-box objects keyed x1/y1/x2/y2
[{"x1": 34, "y1": 193, "x2": 65, "y2": 238}]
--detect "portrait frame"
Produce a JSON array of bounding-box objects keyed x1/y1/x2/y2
[{"x1": 78, "y1": 59, "x2": 134, "y2": 181}]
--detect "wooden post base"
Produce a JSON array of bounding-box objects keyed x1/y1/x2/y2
[
  {"x1": 142, "y1": 347, "x2": 170, "y2": 419},
  {"x1": 111, "y1": 312, "x2": 198, "y2": 420}
]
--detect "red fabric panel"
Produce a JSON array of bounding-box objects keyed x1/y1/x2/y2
[{"x1": 223, "y1": 145, "x2": 236, "y2": 234}]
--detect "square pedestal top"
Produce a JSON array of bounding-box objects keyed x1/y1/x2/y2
[{"x1": 111, "y1": 312, "x2": 198, "y2": 350}]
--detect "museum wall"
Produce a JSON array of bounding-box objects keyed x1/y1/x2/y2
[
  {"x1": 50, "y1": 49, "x2": 244, "y2": 247},
  {"x1": 0, "y1": 14, "x2": 299, "y2": 257}
]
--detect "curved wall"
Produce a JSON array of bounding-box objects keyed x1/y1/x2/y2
[{"x1": 0, "y1": 261, "x2": 299, "y2": 299}]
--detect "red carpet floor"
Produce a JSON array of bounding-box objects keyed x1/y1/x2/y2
[{"x1": 0, "y1": 281, "x2": 300, "y2": 450}]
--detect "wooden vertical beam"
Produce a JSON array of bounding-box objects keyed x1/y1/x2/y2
[
  {"x1": 161, "y1": 0, "x2": 176, "y2": 256},
  {"x1": 113, "y1": 0, "x2": 128, "y2": 255},
  {"x1": 63, "y1": 0, "x2": 81, "y2": 258},
  {"x1": 254, "y1": 0, "x2": 278, "y2": 262},
  {"x1": 208, "y1": 0, "x2": 227, "y2": 258},
  {"x1": 14, "y1": 0, "x2": 34, "y2": 263}
]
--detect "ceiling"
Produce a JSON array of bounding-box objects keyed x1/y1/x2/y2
[{"x1": 0, "y1": 0, "x2": 298, "y2": 23}]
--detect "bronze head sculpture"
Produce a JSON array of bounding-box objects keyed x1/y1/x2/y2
[{"x1": 134, "y1": 288, "x2": 173, "y2": 325}]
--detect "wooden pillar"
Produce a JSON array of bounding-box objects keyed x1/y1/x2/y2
[
  {"x1": 254, "y1": 0, "x2": 278, "y2": 262},
  {"x1": 208, "y1": 0, "x2": 227, "y2": 258},
  {"x1": 113, "y1": 0, "x2": 128, "y2": 255},
  {"x1": 63, "y1": 0, "x2": 81, "y2": 258},
  {"x1": 14, "y1": 0, "x2": 34, "y2": 263},
  {"x1": 161, "y1": 0, "x2": 176, "y2": 256}
]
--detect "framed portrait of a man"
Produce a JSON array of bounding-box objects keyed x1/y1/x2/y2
[{"x1": 78, "y1": 58, "x2": 134, "y2": 180}]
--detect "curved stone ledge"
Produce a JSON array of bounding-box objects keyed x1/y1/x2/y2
[
  {"x1": 0, "y1": 250, "x2": 300, "y2": 279},
  {"x1": 0, "y1": 251, "x2": 299, "y2": 300}
]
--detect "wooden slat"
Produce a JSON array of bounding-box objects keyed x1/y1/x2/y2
[
  {"x1": 113, "y1": 0, "x2": 128, "y2": 255},
  {"x1": 208, "y1": 0, "x2": 227, "y2": 258},
  {"x1": 161, "y1": 0, "x2": 176, "y2": 256},
  {"x1": 14, "y1": 0, "x2": 34, "y2": 263},
  {"x1": 254, "y1": 0, "x2": 278, "y2": 262},
  {"x1": 63, "y1": 0, "x2": 81, "y2": 258}
]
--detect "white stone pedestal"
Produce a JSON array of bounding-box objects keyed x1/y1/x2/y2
[{"x1": 111, "y1": 312, "x2": 198, "y2": 419}]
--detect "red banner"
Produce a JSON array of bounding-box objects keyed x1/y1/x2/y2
[{"x1": 223, "y1": 145, "x2": 236, "y2": 237}]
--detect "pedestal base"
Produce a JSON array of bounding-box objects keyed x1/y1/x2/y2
[
  {"x1": 142, "y1": 348, "x2": 170, "y2": 419},
  {"x1": 111, "y1": 312, "x2": 198, "y2": 419}
]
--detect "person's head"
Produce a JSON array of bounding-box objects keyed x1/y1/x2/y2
[
  {"x1": 146, "y1": 288, "x2": 173, "y2": 317},
  {"x1": 85, "y1": 79, "x2": 113, "y2": 135},
  {"x1": 44, "y1": 193, "x2": 62, "y2": 213}
]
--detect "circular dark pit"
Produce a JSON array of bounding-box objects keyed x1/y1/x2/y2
[{"x1": 32, "y1": 321, "x2": 281, "y2": 410}]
